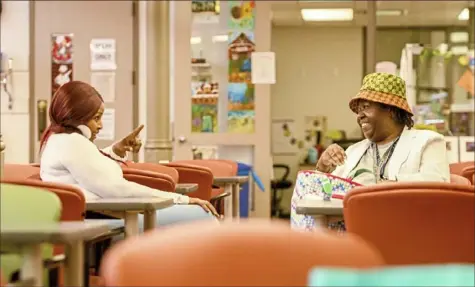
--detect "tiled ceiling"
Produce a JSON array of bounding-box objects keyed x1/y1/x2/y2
[{"x1": 271, "y1": 1, "x2": 472, "y2": 27}]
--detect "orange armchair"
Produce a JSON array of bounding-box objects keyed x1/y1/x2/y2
[
  {"x1": 450, "y1": 174, "x2": 472, "y2": 185},
  {"x1": 100, "y1": 220, "x2": 384, "y2": 286},
  {"x1": 449, "y1": 161, "x2": 474, "y2": 176},
  {"x1": 344, "y1": 182, "x2": 475, "y2": 265},
  {"x1": 3, "y1": 164, "x2": 40, "y2": 181},
  {"x1": 126, "y1": 162, "x2": 179, "y2": 183},
  {"x1": 461, "y1": 165, "x2": 475, "y2": 185},
  {"x1": 166, "y1": 162, "x2": 231, "y2": 215},
  {"x1": 122, "y1": 167, "x2": 176, "y2": 192},
  {"x1": 171, "y1": 160, "x2": 237, "y2": 214},
  {"x1": 3, "y1": 164, "x2": 123, "y2": 286}
]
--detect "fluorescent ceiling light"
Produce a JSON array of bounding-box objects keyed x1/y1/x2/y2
[
  {"x1": 458, "y1": 8, "x2": 469, "y2": 20},
  {"x1": 450, "y1": 31, "x2": 469, "y2": 43},
  {"x1": 212, "y1": 35, "x2": 228, "y2": 43},
  {"x1": 376, "y1": 9, "x2": 404, "y2": 16},
  {"x1": 190, "y1": 37, "x2": 201, "y2": 45},
  {"x1": 301, "y1": 8, "x2": 353, "y2": 21}
]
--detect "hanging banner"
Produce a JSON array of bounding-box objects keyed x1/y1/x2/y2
[
  {"x1": 227, "y1": 1, "x2": 256, "y2": 134},
  {"x1": 51, "y1": 33, "x2": 73, "y2": 98}
]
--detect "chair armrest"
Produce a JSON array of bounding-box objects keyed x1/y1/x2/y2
[
  {"x1": 210, "y1": 191, "x2": 231, "y2": 204},
  {"x1": 123, "y1": 168, "x2": 176, "y2": 192}
]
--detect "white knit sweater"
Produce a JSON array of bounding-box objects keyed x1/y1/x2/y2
[{"x1": 40, "y1": 132, "x2": 189, "y2": 204}]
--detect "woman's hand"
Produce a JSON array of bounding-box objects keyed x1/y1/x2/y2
[
  {"x1": 316, "y1": 144, "x2": 346, "y2": 173},
  {"x1": 189, "y1": 197, "x2": 220, "y2": 218},
  {"x1": 112, "y1": 125, "x2": 144, "y2": 157}
]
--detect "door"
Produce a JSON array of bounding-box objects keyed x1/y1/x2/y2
[
  {"x1": 32, "y1": 1, "x2": 137, "y2": 161},
  {"x1": 171, "y1": 1, "x2": 272, "y2": 217}
]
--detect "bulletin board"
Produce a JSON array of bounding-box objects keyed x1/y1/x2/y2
[{"x1": 271, "y1": 119, "x2": 299, "y2": 155}]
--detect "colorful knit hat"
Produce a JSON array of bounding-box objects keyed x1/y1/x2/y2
[{"x1": 349, "y1": 72, "x2": 413, "y2": 115}]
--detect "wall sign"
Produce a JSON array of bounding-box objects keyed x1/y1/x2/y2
[
  {"x1": 51, "y1": 33, "x2": 74, "y2": 98},
  {"x1": 90, "y1": 38, "x2": 117, "y2": 71}
]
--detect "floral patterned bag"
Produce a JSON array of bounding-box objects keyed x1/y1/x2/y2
[{"x1": 290, "y1": 170, "x2": 366, "y2": 231}]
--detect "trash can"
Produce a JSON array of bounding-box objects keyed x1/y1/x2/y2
[{"x1": 237, "y1": 162, "x2": 264, "y2": 217}]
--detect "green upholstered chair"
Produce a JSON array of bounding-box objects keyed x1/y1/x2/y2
[
  {"x1": 308, "y1": 264, "x2": 475, "y2": 287},
  {"x1": 0, "y1": 183, "x2": 61, "y2": 285}
]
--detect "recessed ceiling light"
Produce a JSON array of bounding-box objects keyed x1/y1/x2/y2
[
  {"x1": 190, "y1": 37, "x2": 201, "y2": 45},
  {"x1": 376, "y1": 9, "x2": 405, "y2": 16},
  {"x1": 212, "y1": 35, "x2": 228, "y2": 43},
  {"x1": 458, "y1": 8, "x2": 469, "y2": 21},
  {"x1": 301, "y1": 8, "x2": 353, "y2": 21}
]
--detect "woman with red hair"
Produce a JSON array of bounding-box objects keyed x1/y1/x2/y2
[{"x1": 40, "y1": 81, "x2": 218, "y2": 229}]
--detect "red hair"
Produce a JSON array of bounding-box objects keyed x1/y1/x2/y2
[{"x1": 40, "y1": 81, "x2": 104, "y2": 150}]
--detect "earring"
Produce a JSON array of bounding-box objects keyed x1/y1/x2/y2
[{"x1": 77, "y1": 125, "x2": 92, "y2": 139}]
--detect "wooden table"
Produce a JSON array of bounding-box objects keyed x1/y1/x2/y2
[
  {"x1": 175, "y1": 183, "x2": 198, "y2": 194},
  {"x1": 299, "y1": 164, "x2": 316, "y2": 171},
  {"x1": 0, "y1": 221, "x2": 110, "y2": 287},
  {"x1": 296, "y1": 198, "x2": 344, "y2": 228},
  {"x1": 213, "y1": 176, "x2": 249, "y2": 220},
  {"x1": 86, "y1": 197, "x2": 173, "y2": 237}
]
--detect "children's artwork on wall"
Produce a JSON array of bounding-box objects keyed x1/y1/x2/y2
[
  {"x1": 227, "y1": 30, "x2": 255, "y2": 133},
  {"x1": 228, "y1": 31, "x2": 255, "y2": 83},
  {"x1": 228, "y1": 83, "x2": 254, "y2": 111},
  {"x1": 192, "y1": 96, "x2": 218, "y2": 133},
  {"x1": 192, "y1": 81, "x2": 219, "y2": 133},
  {"x1": 228, "y1": 1, "x2": 255, "y2": 29},
  {"x1": 51, "y1": 33, "x2": 73, "y2": 98},
  {"x1": 228, "y1": 110, "x2": 255, "y2": 133}
]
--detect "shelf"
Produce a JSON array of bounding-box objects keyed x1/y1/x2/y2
[
  {"x1": 191, "y1": 63, "x2": 211, "y2": 68},
  {"x1": 192, "y1": 72, "x2": 212, "y2": 77},
  {"x1": 192, "y1": 94, "x2": 219, "y2": 99}
]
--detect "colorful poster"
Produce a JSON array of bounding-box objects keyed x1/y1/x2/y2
[
  {"x1": 227, "y1": 30, "x2": 255, "y2": 133},
  {"x1": 228, "y1": 1, "x2": 255, "y2": 29},
  {"x1": 192, "y1": 82, "x2": 219, "y2": 133},
  {"x1": 51, "y1": 33, "x2": 73, "y2": 98},
  {"x1": 228, "y1": 110, "x2": 255, "y2": 133}
]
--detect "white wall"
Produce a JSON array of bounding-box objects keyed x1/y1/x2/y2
[
  {"x1": 271, "y1": 27, "x2": 363, "y2": 213},
  {"x1": 0, "y1": 1, "x2": 30, "y2": 163}
]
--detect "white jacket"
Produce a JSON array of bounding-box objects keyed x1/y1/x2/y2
[
  {"x1": 332, "y1": 128, "x2": 450, "y2": 183},
  {"x1": 40, "y1": 132, "x2": 190, "y2": 203}
]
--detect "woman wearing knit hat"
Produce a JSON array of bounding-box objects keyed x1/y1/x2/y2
[{"x1": 316, "y1": 72, "x2": 450, "y2": 184}]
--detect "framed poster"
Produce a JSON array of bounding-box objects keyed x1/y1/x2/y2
[
  {"x1": 459, "y1": 136, "x2": 475, "y2": 162},
  {"x1": 271, "y1": 119, "x2": 298, "y2": 155},
  {"x1": 444, "y1": 136, "x2": 459, "y2": 164}
]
